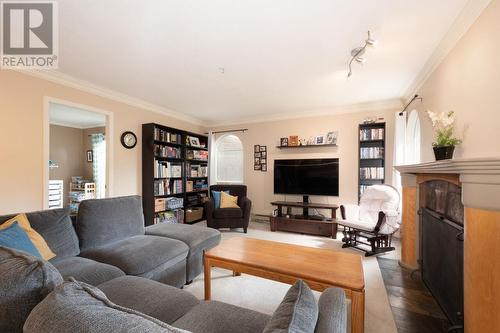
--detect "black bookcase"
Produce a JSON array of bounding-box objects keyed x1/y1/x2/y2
[
  {"x1": 142, "y1": 123, "x2": 209, "y2": 226},
  {"x1": 358, "y1": 122, "x2": 386, "y2": 200}
]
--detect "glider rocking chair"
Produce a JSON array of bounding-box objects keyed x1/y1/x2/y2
[{"x1": 338, "y1": 184, "x2": 401, "y2": 256}]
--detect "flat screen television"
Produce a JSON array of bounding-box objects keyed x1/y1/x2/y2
[{"x1": 274, "y1": 158, "x2": 339, "y2": 196}]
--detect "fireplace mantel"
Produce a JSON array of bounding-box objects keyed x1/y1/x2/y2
[
  {"x1": 394, "y1": 157, "x2": 500, "y2": 332},
  {"x1": 395, "y1": 157, "x2": 500, "y2": 211}
]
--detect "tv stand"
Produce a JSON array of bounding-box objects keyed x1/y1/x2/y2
[{"x1": 270, "y1": 201, "x2": 339, "y2": 238}]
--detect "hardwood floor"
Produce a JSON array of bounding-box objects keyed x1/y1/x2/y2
[{"x1": 377, "y1": 257, "x2": 452, "y2": 333}]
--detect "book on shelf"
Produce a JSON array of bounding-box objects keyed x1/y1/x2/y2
[
  {"x1": 360, "y1": 147, "x2": 384, "y2": 159},
  {"x1": 187, "y1": 164, "x2": 208, "y2": 177},
  {"x1": 154, "y1": 160, "x2": 182, "y2": 178},
  {"x1": 154, "y1": 179, "x2": 183, "y2": 196},
  {"x1": 186, "y1": 149, "x2": 208, "y2": 161},
  {"x1": 359, "y1": 167, "x2": 384, "y2": 180},
  {"x1": 154, "y1": 144, "x2": 181, "y2": 158},
  {"x1": 154, "y1": 209, "x2": 184, "y2": 224},
  {"x1": 359, "y1": 128, "x2": 384, "y2": 141},
  {"x1": 154, "y1": 128, "x2": 182, "y2": 144}
]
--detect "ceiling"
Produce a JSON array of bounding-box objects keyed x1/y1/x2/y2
[
  {"x1": 55, "y1": 0, "x2": 470, "y2": 124},
  {"x1": 49, "y1": 103, "x2": 106, "y2": 129}
]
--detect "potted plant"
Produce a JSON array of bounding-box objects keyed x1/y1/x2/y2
[{"x1": 427, "y1": 110, "x2": 462, "y2": 160}]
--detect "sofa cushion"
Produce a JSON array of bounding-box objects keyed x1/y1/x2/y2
[
  {"x1": 262, "y1": 280, "x2": 319, "y2": 333},
  {"x1": 213, "y1": 208, "x2": 243, "y2": 219},
  {"x1": 81, "y1": 235, "x2": 188, "y2": 276},
  {"x1": 51, "y1": 256, "x2": 125, "y2": 286},
  {"x1": 0, "y1": 246, "x2": 63, "y2": 333},
  {"x1": 24, "y1": 279, "x2": 190, "y2": 333},
  {"x1": 315, "y1": 287, "x2": 347, "y2": 333},
  {"x1": 0, "y1": 208, "x2": 80, "y2": 258},
  {"x1": 145, "y1": 223, "x2": 221, "y2": 258},
  {"x1": 0, "y1": 222, "x2": 42, "y2": 258},
  {"x1": 76, "y1": 195, "x2": 145, "y2": 252},
  {"x1": 173, "y1": 300, "x2": 270, "y2": 333},
  {"x1": 0, "y1": 214, "x2": 55, "y2": 260},
  {"x1": 99, "y1": 276, "x2": 199, "y2": 324}
]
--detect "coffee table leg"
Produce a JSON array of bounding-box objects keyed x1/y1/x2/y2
[
  {"x1": 351, "y1": 290, "x2": 365, "y2": 333},
  {"x1": 204, "y1": 257, "x2": 211, "y2": 300},
  {"x1": 233, "y1": 271, "x2": 241, "y2": 276}
]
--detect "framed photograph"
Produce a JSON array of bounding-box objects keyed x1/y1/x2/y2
[
  {"x1": 261, "y1": 151, "x2": 267, "y2": 158},
  {"x1": 289, "y1": 135, "x2": 299, "y2": 146},
  {"x1": 86, "y1": 150, "x2": 93, "y2": 162},
  {"x1": 260, "y1": 145, "x2": 266, "y2": 152},
  {"x1": 254, "y1": 157, "x2": 260, "y2": 164},
  {"x1": 254, "y1": 164, "x2": 261, "y2": 170},
  {"x1": 315, "y1": 135, "x2": 325, "y2": 145},
  {"x1": 254, "y1": 145, "x2": 260, "y2": 153},
  {"x1": 326, "y1": 131, "x2": 338, "y2": 145},
  {"x1": 261, "y1": 158, "x2": 267, "y2": 165},
  {"x1": 254, "y1": 152, "x2": 261, "y2": 158},
  {"x1": 261, "y1": 164, "x2": 267, "y2": 172},
  {"x1": 280, "y1": 137, "x2": 288, "y2": 147},
  {"x1": 307, "y1": 136, "x2": 315, "y2": 145},
  {"x1": 188, "y1": 136, "x2": 200, "y2": 147}
]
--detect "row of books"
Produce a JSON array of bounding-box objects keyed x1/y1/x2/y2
[
  {"x1": 154, "y1": 160, "x2": 182, "y2": 178},
  {"x1": 154, "y1": 179, "x2": 183, "y2": 196},
  {"x1": 360, "y1": 167, "x2": 385, "y2": 180},
  {"x1": 360, "y1": 128, "x2": 384, "y2": 141},
  {"x1": 154, "y1": 128, "x2": 182, "y2": 144},
  {"x1": 154, "y1": 144, "x2": 181, "y2": 158},
  {"x1": 187, "y1": 164, "x2": 208, "y2": 177},
  {"x1": 154, "y1": 197, "x2": 184, "y2": 212},
  {"x1": 186, "y1": 149, "x2": 208, "y2": 161},
  {"x1": 360, "y1": 147, "x2": 384, "y2": 159},
  {"x1": 154, "y1": 209, "x2": 184, "y2": 224},
  {"x1": 186, "y1": 180, "x2": 208, "y2": 192}
]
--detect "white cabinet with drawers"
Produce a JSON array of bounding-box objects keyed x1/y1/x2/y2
[{"x1": 48, "y1": 180, "x2": 64, "y2": 209}]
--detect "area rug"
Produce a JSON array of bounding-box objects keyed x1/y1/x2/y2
[{"x1": 184, "y1": 221, "x2": 397, "y2": 333}]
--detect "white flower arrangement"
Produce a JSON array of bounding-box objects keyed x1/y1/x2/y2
[{"x1": 427, "y1": 110, "x2": 462, "y2": 147}]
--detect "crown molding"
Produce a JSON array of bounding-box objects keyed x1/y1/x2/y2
[
  {"x1": 402, "y1": 0, "x2": 492, "y2": 102},
  {"x1": 18, "y1": 69, "x2": 205, "y2": 126},
  {"x1": 208, "y1": 98, "x2": 403, "y2": 127}
]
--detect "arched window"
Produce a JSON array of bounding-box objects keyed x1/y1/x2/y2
[{"x1": 215, "y1": 134, "x2": 244, "y2": 184}]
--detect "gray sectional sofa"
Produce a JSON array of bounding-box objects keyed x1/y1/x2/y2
[{"x1": 0, "y1": 195, "x2": 220, "y2": 287}]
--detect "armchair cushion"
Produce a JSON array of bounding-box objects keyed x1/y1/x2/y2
[
  {"x1": 213, "y1": 208, "x2": 243, "y2": 219},
  {"x1": 340, "y1": 204, "x2": 360, "y2": 220},
  {"x1": 210, "y1": 190, "x2": 229, "y2": 209}
]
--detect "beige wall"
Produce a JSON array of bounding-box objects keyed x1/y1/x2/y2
[
  {"x1": 49, "y1": 125, "x2": 86, "y2": 206},
  {"x1": 82, "y1": 126, "x2": 106, "y2": 180},
  {"x1": 211, "y1": 109, "x2": 396, "y2": 215},
  {"x1": 414, "y1": 0, "x2": 500, "y2": 161},
  {"x1": 0, "y1": 70, "x2": 203, "y2": 215}
]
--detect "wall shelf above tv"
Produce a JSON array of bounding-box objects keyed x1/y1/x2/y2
[{"x1": 276, "y1": 144, "x2": 338, "y2": 149}]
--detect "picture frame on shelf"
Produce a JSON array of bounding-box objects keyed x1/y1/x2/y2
[
  {"x1": 307, "y1": 136, "x2": 315, "y2": 145},
  {"x1": 326, "y1": 131, "x2": 338, "y2": 145},
  {"x1": 280, "y1": 137, "x2": 288, "y2": 146},
  {"x1": 289, "y1": 135, "x2": 299, "y2": 146},
  {"x1": 315, "y1": 135, "x2": 325, "y2": 145},
  {"x1": 188, "y1": 136, "x2": 201, "y2": 147}
]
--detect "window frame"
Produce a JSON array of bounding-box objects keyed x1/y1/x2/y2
[{"x1": 214, "y1": 134, "x2": 244, "y2": 184}]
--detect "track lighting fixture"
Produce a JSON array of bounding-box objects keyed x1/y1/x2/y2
[{"x1": 347, "y1": 31, "x2": 377, "y2": 78}]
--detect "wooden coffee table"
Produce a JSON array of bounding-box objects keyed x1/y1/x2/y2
[{"x1": 204, "y1": 237, "x2": 365, "y2": 333}]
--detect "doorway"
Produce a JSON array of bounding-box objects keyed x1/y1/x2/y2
[{"x1": 43, "y1": 98, "x2": 113, "y2": 214}]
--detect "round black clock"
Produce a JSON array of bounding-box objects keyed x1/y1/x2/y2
[{"x1": 120, "y1": 131, "x2": 137, "y2": 149}]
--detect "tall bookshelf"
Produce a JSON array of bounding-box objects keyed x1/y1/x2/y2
[
  {"x1": 358, "y1": 122, "x2": 386, "y2": 200},
  {"x1": 142, "y1": 123, "x2": 209, "y2": 226}
]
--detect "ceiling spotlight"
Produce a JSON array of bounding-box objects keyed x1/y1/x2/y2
[{"x1": 347, "y1": 31, "x2": 377, "y2": 77}]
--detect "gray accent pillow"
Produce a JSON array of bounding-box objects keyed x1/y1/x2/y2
[
  {"x1": 315, "y1": 288, "x2": 347, "y2": 333},
  {"x1": 0, "y1": 246, "x2": 63, "y2": 333},
  {"x1": 24, "y1": 278, "x2": 191, "y2": 333},
  {"x1": 263, "y1": 280, "x2": 319, "y2": 333}
]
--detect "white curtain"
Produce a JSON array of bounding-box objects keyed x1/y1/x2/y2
[
  {"x1": 393, "y1": 111, "x2": 407, "y2": 193},
  {"x1": 406, "y1": 110, "x2": 421, "y2": 165},
  {"x1": 91, "y1": 133, "x2": 106, "y2": 199},
  {"x1": 208, "y1": 131, "x2": 217, "y2": 185}
]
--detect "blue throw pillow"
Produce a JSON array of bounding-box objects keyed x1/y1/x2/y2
[
  {"x1": 211, "y1": 190, "x2": 230, "y2": 209},
  {"x1": 0, "y1": 222, "x2": 42, "y2": 258}
]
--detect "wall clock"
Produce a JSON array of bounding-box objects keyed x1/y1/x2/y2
[{"x1": 120, "y1": 131, "x2": 137, "y2": 149}]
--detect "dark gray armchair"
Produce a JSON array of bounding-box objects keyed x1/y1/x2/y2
[{"x1": 205, "y1": 185, "x2": 251, "y2": 233}]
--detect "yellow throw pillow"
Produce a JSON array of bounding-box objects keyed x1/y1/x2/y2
[
  {"x1": 0, "y1": 214, "x2": 56, "y2": 260},
  {"x1": 220, "y1": 191, "x2": 240, "y2": 208}
]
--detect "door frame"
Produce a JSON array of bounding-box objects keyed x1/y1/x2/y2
[{"x1": 42, "y1": 96, "x2": 114, "y2": 209}]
